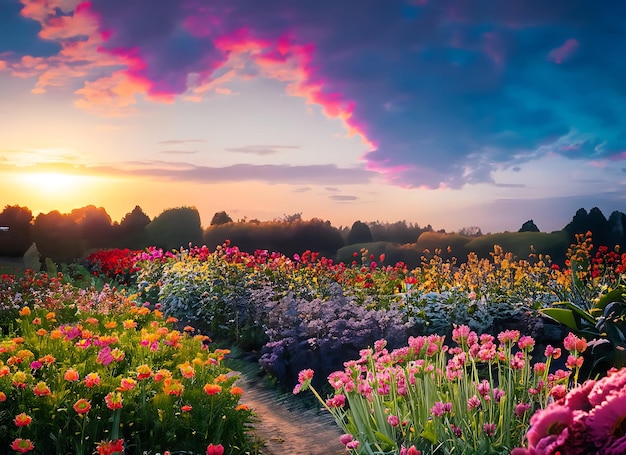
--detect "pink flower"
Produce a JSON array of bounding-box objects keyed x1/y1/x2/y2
[
  {"x1": 563, "y1": 332, "x2": 587, "y2": 353},
  {"x1": 326, "y1": 394, "x2": 346, "y2": 408},
  {"x1": 339, "y1": 434, "x2": 353, "y2": 445},
  {"x1": 518, "y1": 336, "x2": 535, "y2": 351},
  {"x1": 565, "y1": 354, "x2": 584, "y2": 370},
  {"x1": 498, "y1": 329, "x2": 520, "y2": 344},
  {"x1": 525, "y1": 404, "x2": 573, "y2": 450},
  {"x1": 467, "y1": 395, "x2": 481, "y2": 410},
  {"x1": 483, "y1": 423, "x2": 496, "y2": 437},
  {"x1": 515, "y1": 402, "x2": 531, "y2": 417},
  {"x1": 387, "y1": 414, "x2": 400, "y2": 427},
  {"x1": 430, "y1": 401, "x2": 452, "y2": 417},
  {"x1": 545, "y1": 345, "x2": 562, "y2": 360},
  {"x1": 293, "y1": 369, "x2": 314, "y2": 394}
]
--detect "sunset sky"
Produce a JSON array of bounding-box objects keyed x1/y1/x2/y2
[{"x1": 1, "y1": 0, "x2": 625, "y2": 233}]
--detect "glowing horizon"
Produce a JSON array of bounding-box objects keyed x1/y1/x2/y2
[{"x1": 1, "y1": 1, "x2": 625, "y2": 233}]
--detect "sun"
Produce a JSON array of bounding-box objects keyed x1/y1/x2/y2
[{"x1": 16, "y1": 172, "x2": 88, "y2": 197}]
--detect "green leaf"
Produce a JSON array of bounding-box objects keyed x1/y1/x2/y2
[
  {"x1": 373, "y1": 431, "x2": 395, "y2": 450},
  {"x1": 597, "y1": 287, "x2": 626, "y2": 312},
  {"x1": 540, "y1": 308, "x2": 579, "y2": 330},
  {"x1": 420, "y1": 420, "x2": 437, "y2": 444}
]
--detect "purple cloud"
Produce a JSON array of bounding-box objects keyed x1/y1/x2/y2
[{"x1": 9, "y1": 0, "x2": 626, "y2": 190}]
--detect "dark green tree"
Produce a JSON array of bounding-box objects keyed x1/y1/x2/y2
[
  {"x1": 210, "y1": 211, "x2": 233, "y2": 226},
  {"x1": 0, "y1": 205, "x2": 34, "y2": 256},
  {"x1": 145, "y1": 206, "x2": 203, "y2": 250},
  {"x1": 519, "y1": 220, "x2": 540, "y2": 233},
  {"x1": 116, "y1": 206, "x2": 151, "y2": 248},
  {"x1": 33, "y1": 210, "x2": 82, "y2": 263},
  {"x1": 346, "y1": 221, "x2": 373, "y2": 244},
  {"x1": 70, "y1": 205, "x2": 114, "y2": 250}
]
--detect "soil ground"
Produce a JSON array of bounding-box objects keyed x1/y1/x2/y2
[{"x1": 235, "y1": 368, "x2": 345, "y2": 455}]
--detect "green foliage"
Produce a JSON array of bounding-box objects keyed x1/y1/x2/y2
[
  {"x1": 540, "y1": 234, "x2": 626, "y2": 372},
  {"x1": 346, "y1": 221, "x2": 373, "y2": 245},
  {"x1": 145, "y1": 206, "x2": 203, "y2": 250}
]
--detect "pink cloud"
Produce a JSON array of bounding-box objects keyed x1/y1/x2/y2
[{"x1": 547, "y1": 38, "x2": 579, "y2": 64}]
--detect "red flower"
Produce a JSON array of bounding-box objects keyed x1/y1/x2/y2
[
  {"x1": 206, "y1": 443, "x2": 225, "y2": 455},
  {"x1": 11, "y1": 438, "x2": 35, "y2": 453},
  {"x1": 96, "y1": 439, "x2": 124, "y2": 455},
  {"x1": 73, "y1": 398, "x2": 91, "y2": 414}
]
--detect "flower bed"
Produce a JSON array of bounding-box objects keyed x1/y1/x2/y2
[
  {"x1": 0, "y1": 272, "x2": 253, "y2": 455},
  {"x1": 296, "y1": 328, "x2": 588, "y2": 454}
]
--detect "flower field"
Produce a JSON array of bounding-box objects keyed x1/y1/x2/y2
[
  {"x1": 1, "y1": 231, "x2": 625, "y2": 453},
  {"x1": 0, "y1": 271, "x2": 253, "y2": 454}
]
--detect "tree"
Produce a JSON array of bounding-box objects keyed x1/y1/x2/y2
[
  {"x1": 117, "y1": 206, "x2": 151, "y2": 248},
  {"x1": 282, "y1": 213, "x2": 302, "y2": 223},
  {"x1": 33, "y1": 210, "x2": 82, "y2": 263},
  {"x1": 145, "y1": 207, "x2": 203, "y2": 250},
  {"x1": 518, "y1": 220, "x2": 540, "y2": 233},
  {"x1": 210, "y1": 211, "x2": 233, "y2": 226},
  {"x1": 69, "y1": 205, "x2": 113, "y2": 249},
  {"x1": 0, "y1": 205, "x2": 34, "y2": 256},
  {"x1": 346, "y1": 221, "x2": 373, "y2": 244},
  {"x1": 458, "y1": 226, "x2": 483, "y2": 237}
]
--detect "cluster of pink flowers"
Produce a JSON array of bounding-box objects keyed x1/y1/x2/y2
[{"x1": 513, "y1": 367, "x2": 626, "y2": 455}]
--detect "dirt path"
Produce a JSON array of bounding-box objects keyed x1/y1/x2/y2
[{"x1": 236, "y1": 374, "x2": 345, "y2": 455}]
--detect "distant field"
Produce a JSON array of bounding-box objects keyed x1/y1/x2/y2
[{"x1": 0, "y1": 256, "x2": 25, "y2": 274}]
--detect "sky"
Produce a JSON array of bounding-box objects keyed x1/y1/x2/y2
[{"x1": 1, "y1": 0, "x2": 625, "y2": 233}]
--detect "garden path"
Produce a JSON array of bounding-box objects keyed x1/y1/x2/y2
[{"x1": 236, "y1": 374, "x2": 345, "y2": 455}]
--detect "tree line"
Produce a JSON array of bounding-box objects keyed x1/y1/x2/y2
[{"x1": 0, "y1": 204, "x2": 624, "y2": 266}]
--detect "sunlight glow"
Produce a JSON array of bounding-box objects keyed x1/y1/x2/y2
[{"x1": 16, "y1": 172, "x2": 88, "y2": 194}]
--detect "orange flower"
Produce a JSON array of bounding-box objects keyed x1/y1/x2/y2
[
  {"x1": 0, "y1": 365, "x2": 10, "y2": 376},
  {"x1": 123, "y1": 319, "x2": 137, "y2": 329},
  {"x1": 85, "y1": 317, "x2": 99, "y2": 325},
  {"x1": 116, "y1": 377, "x2": 136, "y2": 392},
  {"x1": 183, "y1": 325, "x2": 195, "y2": 332},
  {"x1": 18, "y1": 307, "x2": 31, "y2": 317},
  {"x1": 49, "y1": 329, "x2": 63, "y2": 340},
  {"x1": 214, "y1": 374, "x2": 228, "y2": 383},
  {"x1": 14, "y1": 412, "x2": 32, "y2": 427},
  {"x1": 84, "y1": 372, "x2": 101, "y2": 388},
  {"x1": 33, "y1": 381, "x2": 51, "y2": 396},
  {"x1": 45, "y1": 311, "x2": 56, "y2": 321},
  {"x1": 0, "y1": 391, "x2": 6, "y2": 402},
  {"x1": 181, "y1": 404, "x2": 193, "y2": 412},
  {"x1": 11, "y1": 438, "x2": 34, "y2": 453},
  {"x1": 104, "y1": 321, "x2": 117, "y2": 329},
  {"x1": 64, "y1": 368, "x2": 80, "y2": 382},
  {"x1": 154, "y1": 309, "x2": 163, "y2": 318},
  {"x1": 73, "y1": 398, "x2": 91, "y2": 414},
  {"x1": 105, "y1": 392, "x2": 123, "y2": 410},
  {"x1": 12, "y1": 337, "x2": 24, "y2": 344},
  {"x1": 36, "y1": 329, "x2": 47, "y2": 336},
  {"x1": 236, "y1": 404, "x2": 250, "y2": 411},
  {"x1": 203, "y1": 383, "x2": 222, "y2": 395},
  {"x1": 154, "y1": 369, "x2": 172, "y2": 382},
  {"x1": 163, "y1": 378, "x2": 184, "y2": 396},
  {"x1": 178, "y1": 361, "x2": 195, "y2": 379},
  {"x1": 39, "y1": 354, "x2": 55, "y2": 365},
  {"x1": 166, "y1": 316, "x2": 178, "y2": 324},
  {"x1": 230, "y1": 386, "x2": 244, "y2": 396},
  {"x1": 32, "y1": 317, "x2": 41, "y2": 325}
]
